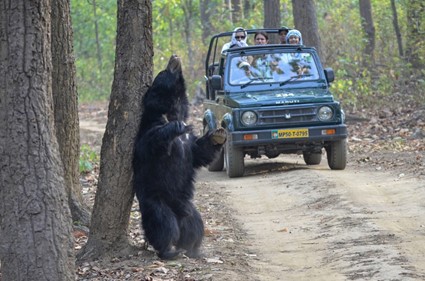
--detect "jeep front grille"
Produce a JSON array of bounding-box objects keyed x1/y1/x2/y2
[{"x1": 257, "y1": 107, "x2": 317, "y2": 125}]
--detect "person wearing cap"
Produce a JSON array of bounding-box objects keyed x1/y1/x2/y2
[
  {"x1": 221, "y1": 27, "x2": 248, "y2": 53},
  {"x1": 286, "y1": 29, "x2": 303, "y2": 45},
  {"x1": 278, "y1": 26, "x2": 289, "y2": 44}
]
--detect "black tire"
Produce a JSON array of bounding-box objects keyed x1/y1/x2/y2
[
  {"x1": 326, "y1": 139, "x2": 347, "y2": 170},
  {"x1": 204, "y1": 124, "x2": 224, "y2": 171},
  {"x1": 303, "y1": 151, "x2": 322, "y2": 165},
  {"x1": 225, "y1": 133, "x2": 244, "y2": 178}
]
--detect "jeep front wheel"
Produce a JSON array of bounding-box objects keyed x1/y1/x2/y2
[
  {"x1": 325, "y1": 139, "x2": 347, "y2": 170},
  {"x1": 225, "y1": 133, "x2": 244, "y2": 178}
]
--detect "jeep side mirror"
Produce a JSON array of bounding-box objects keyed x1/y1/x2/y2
[
  {"x1": 211, "y1": 75, "x2": 222, "y2": 91},
  {"x1": 324, "y1": 68, "x2": 335, "y2": 83}
]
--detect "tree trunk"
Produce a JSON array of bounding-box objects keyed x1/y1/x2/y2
[
  {"x1": 231, "y1": 0, "x2": 242, "y2": 20},
  {"x1": 51, "y1": 0, "x2": 91, "y2": 226},
  {"x1": 244, "y1": 0, "x2": 251, "y2": 19},
  {"x1": 359, "y1": 0, "x2": 376, "y2": 66},
  {"x1": 0, "y1": 0, "x2": 75, "y2": 280},
  {"x1": 182, "y1": 0, "x2": 196, "y2": 82},
  {"x1": 292, "y1": 0, "x2": 323, "y2": 63},
  {"x1": 77, "y1": 0, "x2": 153, "y2": 261},
  {"x1": 200, "y1": 0, "x2": 213, "y2": 45},
  {"x1": 92, "y1": 0, "x2": 102, "y2": 71},
  {"x1": 390, "y1": 0, "x2": 403, "y2": 57},
  {"x1": 405, "y1": 0, "x2": 425, "y2": 70},
  {"x1": 263, "y1": 0, "x2": 280, "y2": 44}
]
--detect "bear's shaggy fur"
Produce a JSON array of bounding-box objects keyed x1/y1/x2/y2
[{"x1": 133, "y1": 55, "x2": 226, "y2": 259}]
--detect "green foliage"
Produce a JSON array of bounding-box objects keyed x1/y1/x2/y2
[
  {"x1": 79, "y1": 144, "x2": 100, "y2": 174},
  {"x1": 71, "y1": 0, "x2": 425, "y2": 110},
  {"x1": 71, "y1": 0, "x2": 116, "y2": 102}
]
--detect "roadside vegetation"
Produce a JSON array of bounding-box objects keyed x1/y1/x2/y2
[{"x1": 71, "y1": 0, "x2": 424, "y2": 111}]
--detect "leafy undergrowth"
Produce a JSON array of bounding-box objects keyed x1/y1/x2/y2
[{"x1": 76, "y1": 100, "x2": 424, "y2": 280}]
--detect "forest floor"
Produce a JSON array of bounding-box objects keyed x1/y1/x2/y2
[{"x1": 76, "y1": 98, "x2": 425, "y2": 281}]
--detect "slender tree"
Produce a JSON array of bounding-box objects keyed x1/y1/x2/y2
[
  {"x1": 0, "y1": 0, "x2": 75, "y2": 279},
  {"x1": 78, "y1": 0, "x2": 153, "y2": 260},
  {"x1": 292, "y1": 0, "x2": 323, "y2": 62},
  {"x1": 244, "y1": 0, "x2": 252, "y2": 19},
  {"x1": 264, "y1": 0, "x2": 280, "y2": 43},
  {"x1": 390, "y1": 0, "x2": 403, "y2": 57},
  {"x1": 359, "y1": 0, "x2": 376, "y2": 66},
  {"x1": 200, "y1": 0, "x2": 214, "y2": 44},
  {"x1": 182, "y1": 0, "x2": 196, "y2": 82},
  {"x1": 51, "y1": 0, "x2": 91, "y2": 226},
  {"x1": 232, "y1": 0, "x2": 243, "y2": 20},
  {"x1": 405, "y1": 0, "x2": 425, "y2": 69}
]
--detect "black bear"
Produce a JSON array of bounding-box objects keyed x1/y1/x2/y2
[{"x1": 133, "y1": 55, "x2": 226, "y2": 259}]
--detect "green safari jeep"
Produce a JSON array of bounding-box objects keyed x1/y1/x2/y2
[{"x1": 203, "y1": 29, "x2": 347, "y2": 178}]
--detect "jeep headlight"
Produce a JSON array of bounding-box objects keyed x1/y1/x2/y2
[
  {"x1": 241, "y1": 111, "x2": 257, "y2": 126},
  {"x1": 317, "y1": 106, "x2": 333, "y2": 121}
]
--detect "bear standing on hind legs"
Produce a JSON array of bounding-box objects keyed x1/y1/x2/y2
[{"x1": 133, "y1": 55, "x2": 226, "y2": 260}]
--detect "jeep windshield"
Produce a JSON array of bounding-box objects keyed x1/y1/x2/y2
[{"x1": 228, "y1": 50, "x2": 320, "y2": 87}]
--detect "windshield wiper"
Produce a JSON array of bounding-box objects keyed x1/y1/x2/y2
[
  {"x1": 241, "y1": 77, "x2": 273, "y2": 89},
  {"x1": 279, "y1": 74, "x2": 313, "y2": 86},
  {"x1": 241, "y1": 77, "x2": 262, "y2": 89}
]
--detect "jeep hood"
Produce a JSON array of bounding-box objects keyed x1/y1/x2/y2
[{"x1": 225, "y1": 88, "x2": 334, "y2": 107}]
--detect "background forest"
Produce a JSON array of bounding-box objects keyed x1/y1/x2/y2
[{"x1": 71, "y1": 0, "x2": 425, "y2": 110}]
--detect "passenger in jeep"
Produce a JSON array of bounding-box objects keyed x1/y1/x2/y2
[
  {"x1": 254, "y1": 31, "x2": 269, "y2": 45},
  {"x1": 221, "y1": 27, "x2": 248, "y2": 53},
  {"x1": 286, "y1": 29, "x2": 303, "y2": 45},
  {"x1": 278, "y1": 26, "x2": 290, "y2": 44}
]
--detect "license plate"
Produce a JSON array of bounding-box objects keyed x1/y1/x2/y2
[{"x1": 271, "y1": 128, "x2": 309, "y2": 139}]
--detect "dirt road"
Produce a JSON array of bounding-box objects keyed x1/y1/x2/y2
[
  {"x1": 197, "y1": 155, "x2": 425, "y2": 281},
  {"x1": 78, "y1": 103, "x2": 425, "y2": 280}
]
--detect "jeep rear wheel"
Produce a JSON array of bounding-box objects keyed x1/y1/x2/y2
[
  {"x1": 326, "y1": 139, "x2": 347, "y2": 170},
  {"x1": 225, "y1": 133, "x2": 244, "y2": 178},
  {"x1": 204, "y1": 124, "x2": 224, "y2": 171},
  {"x1": 303, "y1": 151, "x2": 322, "y2": 165}
]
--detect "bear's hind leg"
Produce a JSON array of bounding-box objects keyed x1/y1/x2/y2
[
  {"x1": 141, "y1": 199, "x2": 182, "y2": 259},
  {"x1": 177, "y1": 205, "x2": 204, "y2": 258}
]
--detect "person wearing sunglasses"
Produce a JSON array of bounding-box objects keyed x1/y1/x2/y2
[{"x1": 221, "y1": 27, "x2": 248, "y2": 53}]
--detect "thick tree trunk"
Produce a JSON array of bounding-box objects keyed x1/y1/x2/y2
[
  {"x1": 0, "y1": 0, "x2": 75, "y2": 280},
  {"x1": 359, "y1": 0, "x2": 376, "y2": 66},
  {"x1": 51, "y1": 0, "x2": 91, "y2": 226},
  {"x1": 263, "y1": 0, "x2": 281, "y2": 44},
  {"x1": 292, "y1": 0, "x2": 323, "y2": 63},
  {"x1": 77, "y1": 0, "x2": 153, "y2": 261}
]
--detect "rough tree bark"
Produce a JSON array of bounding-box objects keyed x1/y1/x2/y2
[
  {"x1": 77, "y1": 0, "x2": 153, "y2": 260},
  {"x1": 51, "y1": 0, "x2": 91, "y2": 226},
  {"x1": 292, "y1": 0, "x2": 323, "y2": 63},
  {"x1": 263, "y1": 0, "x2": 281, "y2": 44},
  {"x1": 359, "y1": 0, "x2": 376, "y2": 66},
  {"x1": 0, "y1": 0, "x2": 75, "y2": 280}
]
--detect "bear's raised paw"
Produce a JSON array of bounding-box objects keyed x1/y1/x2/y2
[{"x1": 210, "y1": 128, "x2": 227, "y2": 145}]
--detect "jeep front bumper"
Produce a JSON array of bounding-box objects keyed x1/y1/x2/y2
[{"x1": 230, "y1": 124, "x2": 347, "y2": 146}]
